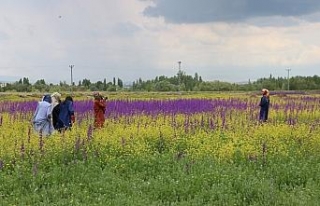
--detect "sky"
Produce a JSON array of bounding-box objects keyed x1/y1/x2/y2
[{"x1": 1, "y1": 0, "x2": 320, "y2": 84}]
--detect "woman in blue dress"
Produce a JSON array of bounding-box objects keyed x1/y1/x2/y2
[{"x1": 57, "y1": 96, "x2": 75, "y2": 132}]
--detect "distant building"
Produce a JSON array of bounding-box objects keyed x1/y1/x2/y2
[{"x1": 0, "y1": 82, "x2": 7, "y2": 88}]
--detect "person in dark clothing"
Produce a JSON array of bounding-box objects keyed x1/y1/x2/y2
[
  {"x1": 51, "y1": 92, "x2": 62, "y2": 131},
  {"x1": 259, "y1": 89, "x2": 270, "y2": 122},
  {"x1": 58, "y1": 96, "x2": 75, "y2": 131},
  {"x1": 93, "y1": 92, "x2": 106, "y2": 129}
]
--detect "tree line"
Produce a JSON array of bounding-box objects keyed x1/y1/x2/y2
[
  {"x1": 0, "y1": 77, "x2": 123, "y2": 93},
  {"x1": 1, "y1": 72, "x2": 320, "y2": 93}
]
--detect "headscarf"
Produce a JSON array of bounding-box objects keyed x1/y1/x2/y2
[
  {"x1": 262, "y1": 89, "x2": 270, "y2": 98},
  {"x1": 51, "y1": 92, "x2": 61, "y2": 100},
  {"x1": 42, "y1": 94, "x2": 52, "y2": 103},
  {"x1": 93, "y1": 92, "x2": 102, "y2": 100},
  {"x1": 51, "y1": 92, "x2": 61, "y2": 106},
  {"x1": 65, "y1": 96, "x2": 73, "y2": 103}
]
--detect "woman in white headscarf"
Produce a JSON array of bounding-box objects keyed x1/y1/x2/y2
[
  {"x1": 51, "y1": 92, "x2": 62, "y2": 131},
  {"x1": 51, "y1": 92, "x2": 61, "y2": 108}
]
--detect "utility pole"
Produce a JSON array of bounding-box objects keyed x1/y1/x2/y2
[
  {"x1": 285, "y1": 68, "x2": 291, "y2": 91},
  {"x1": 69, "y1": 64, "x2": 74, "y2": 95},
  {"x1": 177, "y1": 61, "x2": 181, "y2": 91}
]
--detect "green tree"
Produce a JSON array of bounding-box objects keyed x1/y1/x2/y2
[
  {"x1": 117, "y1": 78, "x2": 123, "y2": 88},
  {"x1": 82, "y1": 79, "x2": 91, "y2": 89},
  {"x1": 113, "y1": 77, "x2": 116, "y2": 86},
  {"x1": 154, "y1": 80, "x2": 174, "y2": 91},
  {"x1": 34, "y1": 79, "x2": 49, "y2": 92}
]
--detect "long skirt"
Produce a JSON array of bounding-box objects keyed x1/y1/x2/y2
[{"x1": 33, "y1": 120, "x2": 54, "y2": 136}]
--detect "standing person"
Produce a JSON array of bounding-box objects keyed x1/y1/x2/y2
[
  {"x1": 93, "y1": 92, "x2": 106, "y2": 129},
  {"x1": 259, "y1": 88, "x2": 270, "y2": 122},
  {"x1": 58, "y1": 96, "x2": 75, "y2": 131},
  {"x1": 32, "y1": 94, "x2": 54, "y2": 136},
  {"x1": 51, "y1": 92, "x2": 62, "y2": 131}
]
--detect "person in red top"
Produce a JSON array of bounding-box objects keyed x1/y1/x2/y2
[{"x1": 93, "y1": 92, "x2": 107, "y2": 129}]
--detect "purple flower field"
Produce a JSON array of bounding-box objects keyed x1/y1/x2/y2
[{"x1": 1, "y1": 95, "x2": 320, "y2": 126}]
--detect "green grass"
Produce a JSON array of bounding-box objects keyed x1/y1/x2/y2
[
  {"x1": 2, "y1": 92, "x2": 320, "y2": 205},
  {"x1": 1, "y1": 154, "x2": 320, "y2": 206}
]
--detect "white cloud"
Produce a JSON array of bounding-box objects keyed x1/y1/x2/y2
[{"x1": 0, "y1": 0, "x2": 320, "y2": 84}]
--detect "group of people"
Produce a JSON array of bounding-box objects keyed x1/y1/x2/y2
[
  {"x1": 32, "y1": 89, "x2": 268, "y2": 136},
  {"x1": 32, "y1": 92, "x2": 107, "y2": 136},
  {"x1": 32, "y1": 92, "x2": 75, "y2": 136}
]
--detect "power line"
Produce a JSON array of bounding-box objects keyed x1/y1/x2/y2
[{"x1": 0, "y1": 65, "x2": 146, "y2": 71}]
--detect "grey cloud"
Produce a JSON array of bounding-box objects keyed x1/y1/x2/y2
[
  {"x1": 301, "y1": 12, "x2": 320, "y2": 22},
  {"x1": 246, "y1": 16, "x2": 301, "y2": 27},
  {"x1": 143, "y1": 0, "x2": 320, "y2": 23},
  {"x1": 113, "y1": 22, "x2": 141, "y2": 36}
]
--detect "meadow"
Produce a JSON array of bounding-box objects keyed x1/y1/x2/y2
[{"x1": 1, "y1": 92, "x2": 320, "y2": 205}]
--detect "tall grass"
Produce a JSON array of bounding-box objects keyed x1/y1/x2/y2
[{"x1": 1, "y1": 93, "x2": 320, "y2": 205}]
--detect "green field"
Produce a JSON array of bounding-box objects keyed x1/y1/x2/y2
[{"x1": 1, "y1": 92, "x2": 320, "y2": 205}]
